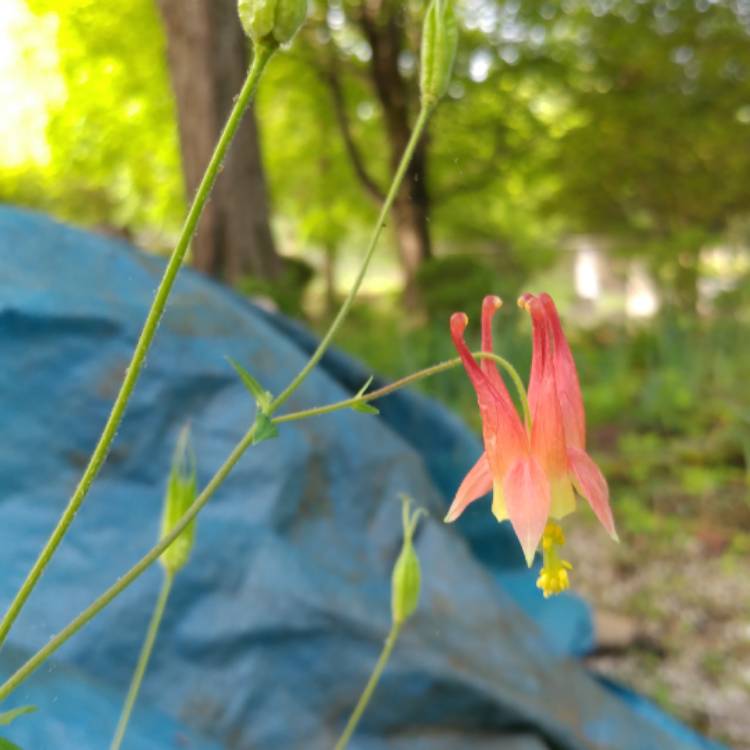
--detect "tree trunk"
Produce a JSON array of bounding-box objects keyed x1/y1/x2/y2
[
  {"x1": 360, "y1": 1, "x2": 432, "y2": 305},
  {"x1": 157, "y1": 0, "x2": 282, "y2": 284}
]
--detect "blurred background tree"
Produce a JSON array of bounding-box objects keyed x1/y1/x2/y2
[
  {"x1": 10, "y1": 0, "x2": 747, "y2": 313},
  {"x1": 156, "y1": 0, "x2": 281, "y2": 283}
]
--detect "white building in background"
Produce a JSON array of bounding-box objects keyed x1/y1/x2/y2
[
  {"x1": 625, "y1": 262, "x2": 659, "y2": 318},
  {"x1": 568, "y1": 235, "x2": 660, "y2": 321},
  {"x1": 566, "y1": 235, "x2": 748, "y2": 321},
  {"x1": 574, "y1": 242, "x2": 601, "y2": 301}
]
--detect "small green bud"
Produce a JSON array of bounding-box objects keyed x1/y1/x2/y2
[
  {"x1": 391, "y1": 495, "x2": 426, "y2": 625},
  {"x1": 420, "y1": 0, "x2": 458, "y2": 107},
  {"x1": 238, "y1": 0, "x2": 307, "y2": 46},
  {"x1": 160, "y1": 426, "x2": 198, "y2": 575}
]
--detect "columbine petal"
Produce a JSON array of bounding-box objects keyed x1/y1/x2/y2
[
  {"x1": 445, "y1": 452, "x2": 492, "y2": 522},
  {"x1": 480, "y1": 295, "x2": 509, "y2": 397},
  {"x1": 520, "y1": 295, "x2": 570, "y2": 486},
  {"x1": 504, "y1": 456, "x2": 550, "y2": 566},
  {"x1": 518, "y1": 292, "x2": 543, "y2": 415},
  {"x1": 449, "y1": 313, "x2": 527, "y2": 478},
  {"x1": 540, "y1": 293, "x2": 586, "y2": 450},
  {"x1": 568, "y1": 446, "x2": 618, "y2": 540}
]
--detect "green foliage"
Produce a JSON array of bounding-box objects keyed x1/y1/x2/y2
[
  {"x1": 545, "y1": 1, "x2": 750, "y2": 275},
  {"x1": 227, "y1": 358, "x2": 273, "y2": 412},
  {"x1": 8, "y1": 0, "x2": 184, "y2": 242},
  {"x1": 257, "y1": 40, "x2": 379, "y2": 246},
  {"x1": 237, "y1": 257, "x2": 315, "y2": 317},
  {"x1": 227, "y1": 357, "x2": 280, "y2": 441},
  {"x1": 414, "y1": 254, "x2": 531, "y2": 319},
  {"x1": 6, "y1": 0, "x2": 750, "y2": 298}
]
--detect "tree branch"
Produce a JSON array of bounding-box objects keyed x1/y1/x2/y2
[{"x1": 322, "y1": 54, "x2": 385, "y2": 203}]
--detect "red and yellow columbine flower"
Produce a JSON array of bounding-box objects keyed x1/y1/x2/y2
[{"x1": 445, "y1": 294, "x2": 617, "y2": 597}]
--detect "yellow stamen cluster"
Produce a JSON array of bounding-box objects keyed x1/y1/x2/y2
[{"x1": 536, "y1": 521, "x2": 573, "y2": 598}]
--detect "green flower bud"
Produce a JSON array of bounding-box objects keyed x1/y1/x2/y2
[
  {"x1": 420, "y1": 0, "x2": 458, "y2": 107},
  {"x1": 238, "y1": 0, "x2": 307, "y2": 46},
  {"x1": 391, "y1": 495, "x2": 426, "y2": 625},
  {"x1": 160, "y1": 426, "x2": 198, "y2": 575}
]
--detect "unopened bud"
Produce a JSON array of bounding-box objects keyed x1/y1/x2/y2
[
  {"x1": 238, "y1": 0, "x2": 307, "y2": 46},
  {"x1": 420, "y1": 0, "x2": 458, "y2": 107},
  {"x1": 391, "y1": 495, "x2": 426, "y2": 625},
  {"x1": 160, "y1": 426, "x2": 198, "y2": 575}
]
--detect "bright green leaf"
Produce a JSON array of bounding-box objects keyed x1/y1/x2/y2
[
  {"x1": 0, "y1": 737, "x2": 23, "y2": 750},
  {"x1": 227, "y1": 357, "x2": 272, "y2": 411},
  {"x1": 352, "y1": 401, "x2": 379, "y2": 415}
]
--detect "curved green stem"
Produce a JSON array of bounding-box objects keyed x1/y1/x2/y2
[
  {"x1": 110, "y1": 572, "x2": 174, "y2": 750},
  {"x1": 483, "y1": 352, "x2": 531, "y2": 430},
  {"x1": 273, "y1": 357, "x2": 462, "y2": 424},
  {"x1": 0, "y1": 43, "x2": 277, "y2": 649},
  {"x1": 269, "y1": 104, "x2": 434, "y2": 413},
  {"x1": 334, "y1": 622, "x2": 402, "y2": 750},
  {"x1": 274, "y1": 351, "x2": 530, "y2": 429}
]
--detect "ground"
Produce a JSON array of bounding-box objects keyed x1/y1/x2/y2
[{"x1": 570, "y1": 518, "x2": 750, "y2": 749}]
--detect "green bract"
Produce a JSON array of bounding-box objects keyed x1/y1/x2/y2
[
  {"x1": 420, "y1": 0, "x2": 458, "y2": 107},
  {"x1": 159, "y1": 426, "x2": 198, "y2": 575},
  {"x1": 391, "y1": 496, "x2": 425, "y2": 625},
  {"x1": 238, "y1": 0, "x2": 307, "y2": 46}
]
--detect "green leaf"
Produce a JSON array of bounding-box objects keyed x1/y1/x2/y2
[
  {"x1": 227, "y1": 357, "x2": 272, "y2": 411},
  {"x1": 0, "y1": 706, "x2": 36, "y2": 727},
  {"x1": 253, "y1": 412, "x2": 279, "y2": 445},
  {"x1": 0, "y1": 737, "x2": 23, "y2": 750},
  {"x1": 352, "y1": 376, "x2": 379, "y2": 415},
  {"x1": 352, "y1": 401, "x2": 380, "y2": 415}
]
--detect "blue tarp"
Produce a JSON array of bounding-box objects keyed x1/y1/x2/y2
[{"x1": 0, "y1": 207, "x2": 724, "y2": 749}]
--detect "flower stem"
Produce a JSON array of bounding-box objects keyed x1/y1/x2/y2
[
  {"x1": 273, "y1": 351, "x2": 530, "y2": 428},
  {"x1": 0, "y1": 102, "x2": 440, "y2": 699},
  {"x1": 333, "y1": 622, "x2": 402, "y2": 750},
  {"x1": 0, "y1": 43, "x2": 277, "y2": 650},
  {"x1": 110, "y1": 572, "x2": 174, "y2": 750},
  {"x1": 485, "y1": 352, "x2": 531, "y2": 429},
  {"x1": 269, "y1": 103, "x2": 434, "y2": 413}
]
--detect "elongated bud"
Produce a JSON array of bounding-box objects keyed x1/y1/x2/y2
[
  {"x1": 238, "y1": 0, "x2": 307, "y2": 46},
  {"x1": 160, "y1": 426, "x2": 198, "y2": 575},
  {"x1": 420, "y1": 0, "x2": 458, "y2": 107},
  {"x1": 391, "y1": 495, "x2": 426, "y2": 625}
]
